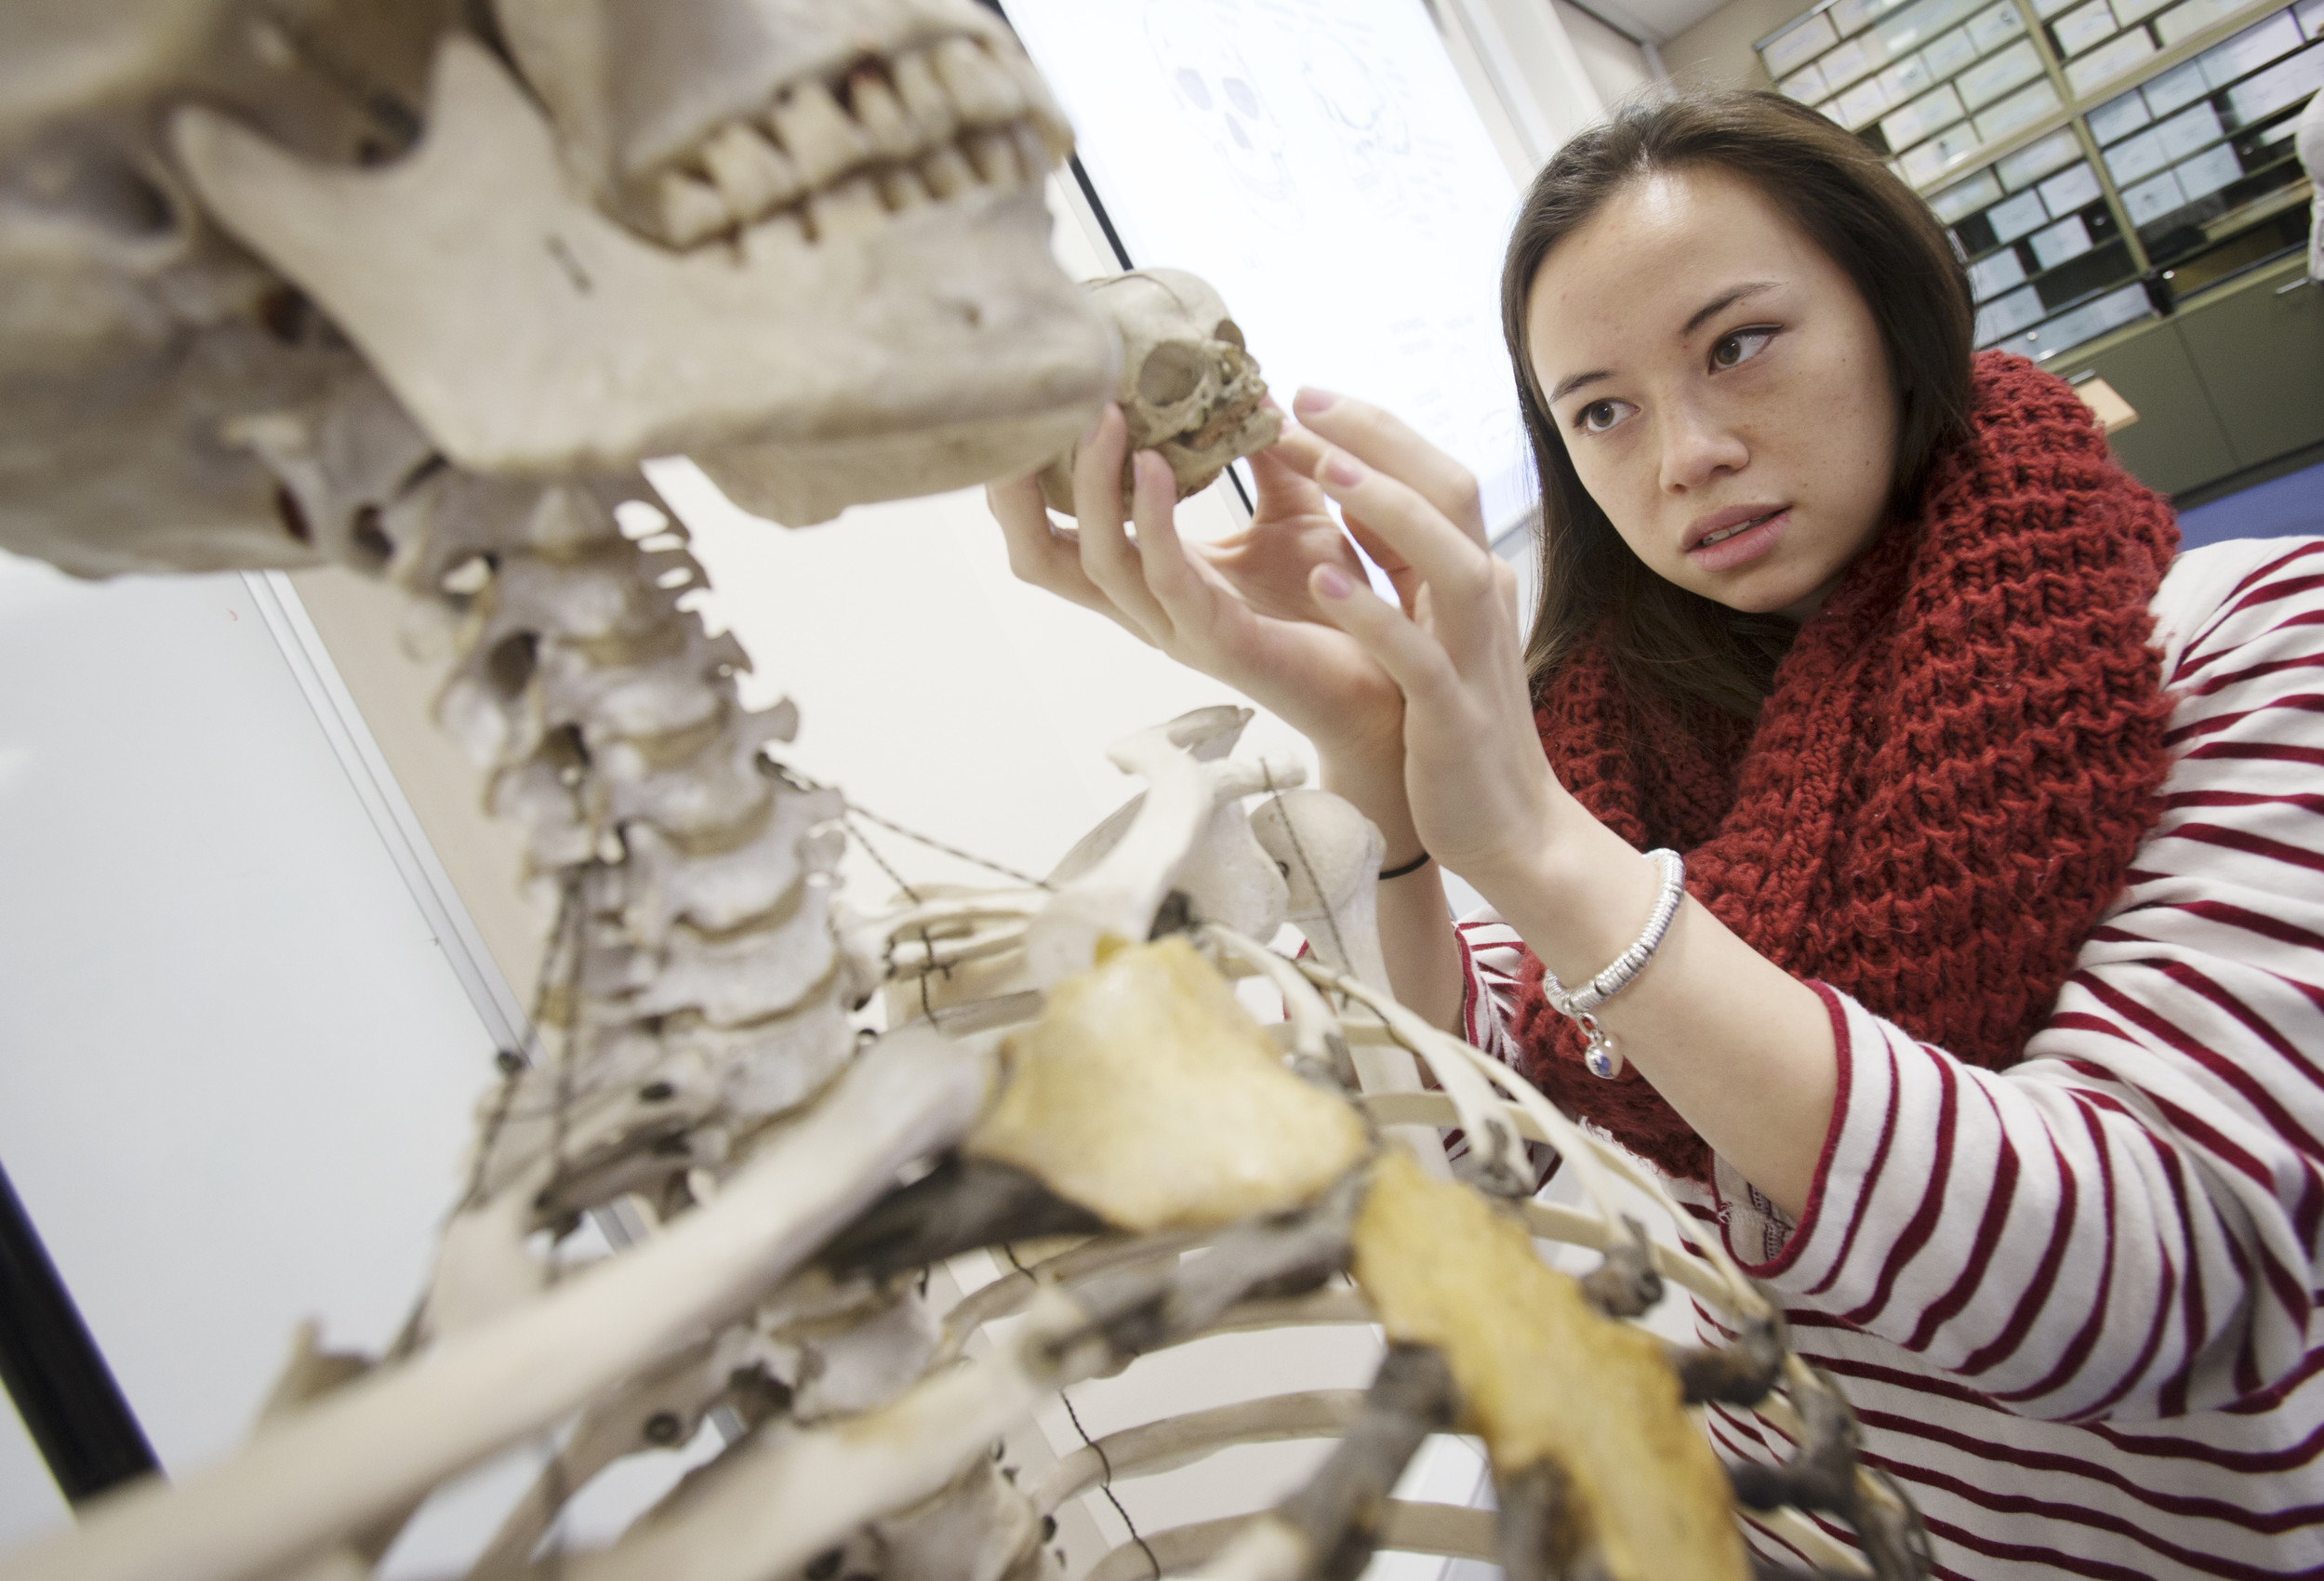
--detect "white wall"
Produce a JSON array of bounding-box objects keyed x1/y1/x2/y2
[
  {"x1": 1433, "y1": 0, "x2": 1614, "y2": 166},
  {"x1": 0, "y1": 558, "x2": 505, "y2": 1554},
  {"x1": 1554, "y1": 0, "x2": 1662, "y2": 106}
]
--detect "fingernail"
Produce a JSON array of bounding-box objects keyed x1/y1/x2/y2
[
  {"x1": 1295, "y1": 388, "x2": 1339, "y2": 418},
  {"x1": 1080, "y1": 404, "x2": 1113, "y2": 446},
  {"x1": 1315, "y1": 565, "x2": 1351, "y2": 599},
  {"x1": 1323, "y1": 452, "x2": 1364, "y2": 488}
]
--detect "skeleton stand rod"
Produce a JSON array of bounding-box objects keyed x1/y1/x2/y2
[{"x1": 0, "y1": 1028, "x2": 989, "y2": 1581}]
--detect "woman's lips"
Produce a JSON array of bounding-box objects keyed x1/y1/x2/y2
[{"x1": 1687, "y1": 507, "x2": 1789, "y2": 571}]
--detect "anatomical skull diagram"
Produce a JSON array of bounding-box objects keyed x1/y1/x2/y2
[{"x1": 0, "y1": 7, "x2": 1929, "y2": 1581}]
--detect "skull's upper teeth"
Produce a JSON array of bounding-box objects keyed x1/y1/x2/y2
[
  {"x1": 932, "y1": 35, "x2": 1027, "y2": 126},
  {"x1": 847, "y1": 70, "x2": 921, "y2": 162},
  {"x1": 657, "y1": 169, "x2": 730, "y2": 248},
  {"x1": 768, "y1": 80, "x2": 871, "y2": 189},
  {"x1": 641, "y1": 35, "x2": 1069, "y2": 251},
  {"x1": 701, "y1": 123, "x2": 803, "y2": 217},
  {"x1": 892, "y1": 49, "x2": 959, "y2": 142}
]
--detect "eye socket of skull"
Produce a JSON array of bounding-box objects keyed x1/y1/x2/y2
[
  {"x1": 1213, "y1": 318, "x2": 1244, "y2": 351},
  {"x1": 1137, "y1": 341, "x2": 1207, "y2": 411},
  {"x1": 6, "y1": 136, "x2": 180, "y2": 240}
]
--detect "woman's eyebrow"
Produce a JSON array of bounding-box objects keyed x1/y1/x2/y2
[
  {"x1": 1681, "y1": 280, "x2": 1779, "y2": 337},
  {"x1": 1545, "y1": 280, "x2": 1785, "y2": 405},
  {"x1": 1547, "y1": 367, "x2": 1612, "y2": 405}
]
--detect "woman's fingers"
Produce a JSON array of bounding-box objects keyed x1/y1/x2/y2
[
  {"x1": 1308, "y1": 562, "x2": 1455, "y2": 703},
  {"x1": 1071, "y1": 405, "x2": 1171, "y2": 643},
  {"x1": 988, "y1": 473, "x2": 1112, "y2": 617},
  {"x1": 1247, "y1": 438, "x2": 1320, "y2": 506},
  {"x1": 1308, "y1": 445, "x2": 1499, "y2": 622},
  {"x1": 1263, "y1": 421, "x2": 1332, "y2": 473},
  {"x1": 1339, "y1": 512, "x2": 1417, "y2": 593},
  {"x1": 1293, "y1": 389, "x2": 1488, "y2": 547},
  {"x1": 1130, "y1": 449, "x2": 1203, "y2": 610}
]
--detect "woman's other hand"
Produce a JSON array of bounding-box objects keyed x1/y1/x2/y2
[
  {"x1": 986, "y1": 402, "x2": 1409, "y2": 774},
  {"x1": 1291, "y1": 389, "x2": 1566, "y2": 888}
]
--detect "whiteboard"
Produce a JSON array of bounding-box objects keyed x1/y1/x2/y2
[{"x1": 1003, "y1": 0, "x2": 1534, "y2": 537}]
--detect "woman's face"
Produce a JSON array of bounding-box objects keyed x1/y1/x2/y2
[{"x1": 1523, "y1": 166, "x2": 1900, "y2": 621}]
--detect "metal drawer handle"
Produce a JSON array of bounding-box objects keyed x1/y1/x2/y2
[{"x1": 2279, "y1": 276, "x2": 2319, "y2": 296}]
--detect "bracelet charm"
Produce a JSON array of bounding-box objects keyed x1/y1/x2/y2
[{"x1": 1540, "y1": 847, "x2": 1686, "y2": 1080}]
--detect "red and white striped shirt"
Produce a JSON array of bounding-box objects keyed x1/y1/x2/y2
[{"x1": 1456, "y1": 538, "x2": 2324, "y2": 1578}]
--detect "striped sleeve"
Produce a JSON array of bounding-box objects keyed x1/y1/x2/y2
[
  {"x1": 1454, "y1": 912, "x2": 1528, "y2": 1070},
  {"x1": 1731, "y1": 538, "x2": 2324, "y2": 1424},
  {"x1": 1445, "y1": 913, "x2": 1561, "y2": 1184}
]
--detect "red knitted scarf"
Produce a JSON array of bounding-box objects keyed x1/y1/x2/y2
[{"x1": 1509, "y1": 352, "x2": 2180, "y2": 1183}]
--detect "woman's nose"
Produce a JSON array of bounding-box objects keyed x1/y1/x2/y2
[{"x1": 1657, "y1": 399, "x2": 1748, "y2": 492}]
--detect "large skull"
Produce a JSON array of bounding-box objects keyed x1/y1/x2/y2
[
  {"x1": 1038, "y1": 268, "x2": 1280, "y2": 514},
  {"x1": 171, "y1": 0, "x2": 1121, "y2": 525},
  {"x1": 0, "y1": 0, "x2": 462, "y2": 576}
]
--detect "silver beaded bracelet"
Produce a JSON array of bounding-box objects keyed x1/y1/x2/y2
[{"x1": 1540, "y1": 847, "x2": 1686, "y2": 1080}]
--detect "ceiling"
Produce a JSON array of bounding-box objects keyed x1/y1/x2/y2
[{"x1": 1559, "y1": 0, "x2": 1742, "y2": 46}]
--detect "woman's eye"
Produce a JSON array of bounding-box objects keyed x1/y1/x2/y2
[
  {"x1": 1575, "y1": 399, "x2": 1630, "y2": 433},
  {"x1": 1710, "y1": 327, "x2": 1777, "y2": 370}
]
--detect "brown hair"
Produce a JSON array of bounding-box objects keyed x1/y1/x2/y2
[{"x1": 1503, "y1": 90, "x2": 1974, "y2": 719}]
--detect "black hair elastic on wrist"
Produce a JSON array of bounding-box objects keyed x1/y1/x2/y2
[{"x1": 1379, "y1": 849, "x2": 1431, "y2": 881}]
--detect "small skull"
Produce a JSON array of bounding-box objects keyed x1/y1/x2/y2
[{"x1": 1038, "y1": 268, "x2": 1280, "y2": 515}]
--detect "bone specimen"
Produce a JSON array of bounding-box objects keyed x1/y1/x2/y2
[
  {"x1": 0, "y1": 7, "x2": 1927, "y2": 1581},
  {"x1": 1037, "y1": 270, "x2": 1285, "y2": 514},
  {"x1": 964, "y1": 936, "x2": 1369, "y2": 1233},
  {"x1": 1352, "y1": 1152, "x2": 1747, "y2": 1581}
]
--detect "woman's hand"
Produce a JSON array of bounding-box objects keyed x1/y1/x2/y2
[
  {"x1": 1289, "y1": 391, "x2": 1568, "y2": 888},
  {"x1": 987, "y1": 404, "x2": 1411, "y2": 772}
]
